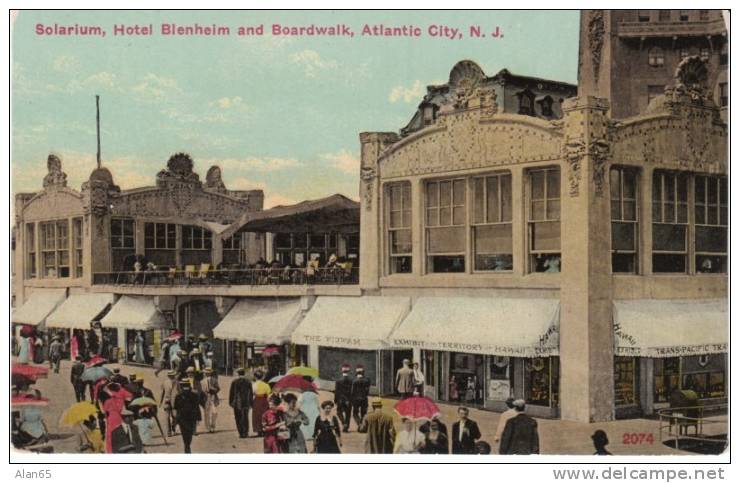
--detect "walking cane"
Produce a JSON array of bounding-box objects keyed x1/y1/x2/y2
[{"x1": 154, "y1": 414, "x2": 168, "y2": 445}]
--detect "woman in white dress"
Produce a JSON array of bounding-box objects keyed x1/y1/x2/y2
[{"x1": 394, "y1": 417, "x2": 425, "y2": 454}]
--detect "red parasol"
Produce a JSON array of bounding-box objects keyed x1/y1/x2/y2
[
  {"x1": 12, "y1": 363, "x2": 49, "y2": 380},
  {"x1": 85, "y1": 355, "x2": 107, "y2": 368},
  {"x1": 19, "y1": 325, "x2": 35, "y2": 337},
  {"x1": 394, "y1": 396, "x2": 441, "y2": 421},
  {"x1": 262, "y1": 345, "x2": 280, "y2": 356},
  {"x1": 165, "y1": 330, "x2": 183, "y2": 341},
  {"x1": 273, "y1": 374, "x2": 317, "y2": 393},
  {"x1": 12, "y1": 394, "x2": 50, "y2": 407}
]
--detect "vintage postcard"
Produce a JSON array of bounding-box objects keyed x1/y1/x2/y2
[{"x1": 9, "y1": 9, "x2": 729, "y2": 463}]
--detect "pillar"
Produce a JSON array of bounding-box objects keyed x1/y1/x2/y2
[
  {"x1": 358, "y1": 132, "x2": 399, "y2": 290},
  {"x1": 560, "y1": 96, "x2": 615, "y2": 422}
]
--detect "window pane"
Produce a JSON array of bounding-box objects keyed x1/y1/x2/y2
[
  {"x1": 623, "y1": 170, "x2": 636, "y2": 199},
  {"x1": 623, "y1": 200, "x2": 637, "y2": 221},
  {"x1": 310, "y1": 234, "x2": 326, "y2": 248},
  {"x1": 426, "y1": 208, "x2": 438, "y2": 227},
  {"x1": 531, "y1": 171, "x2": 545, "y2": 200},
  {"x1": 390, "y1": 185, "x2": 402, "y2": 209},
  {"x1": 402, "y1": 184, "x2": 411, "y2": 207},
  {"x1": 695, "y1": 205, "x2": 706, "y2": 225},
  {"x1": 696, "y1": 255, "x2": 726, "y2": 274},
  {"x1": 439, "y1": 181, "x2": 452, "y2": 207},
  {"x1": 695, "y1": 177, "x2": 706, "y2": 204},
  {"x1": 475, "y1": 254, "x2": 513, "y2": 271},
  {"x1": 429, "y1": 255, "x2": 465, "y2": 273},
  {"x1": 531, "y1": 221, "x2": 561, "y2": 251},
  {"x1": 546, "y1": 200, "x2": 561, "y2": 220},
  {"x1": 402, "y1": 210, "x2": 411, "y2": 228},
  {"x1": 677, "y1": 176, "x2": 688, "y2": 202},
  {"x1": 426, "y1": 183, "x2": 438, "y2": 208},
  {"x1": 652, "y1": 175, "x2": 662, "y2": 202},
  {"x1": 719, "y1": 178, "x2": 727, "y2": 204},
  {"x1": 612, "y1": 253, "x2": 637, "y2": 273},
  {"x1": 612, "y1": 222, "x2": 636, "y2": 251},
  {"x1": 696, "y1": 226, "x2": 727, "y2": 253},
  {"x1": 390, "y1": 230, "x2": 411, "y2": 254},
  {"x1": 183, "y1": 227, "x2": 192, "y2": 248},
  {"x1": 707, "y1": 178, "x2": 718, "y2": 204},
  {"x1": 440, "y1": 207, "x2": 452, "y2": 225},
  {"x1": 707, "y1": 205, "x2": 718, "y2": 225},
  {"x1": 652, "y1": 224, "x2": 686, "y2": 252},
  {"x1": 546, "y1": 169, "x2": 560, "y2": 198},
  {"x1": 390, "y1": 211, "x2": 402, "y2": 228},
  {"x1": 486, "y1": 177, "x2": 499, "y2": 223},
  {"x1": 677, "y1": 203, "x2": 687, "y2": 224},
  {"x1": 474, "y1": 224, "x2": 512, "y2": 254},
  {"x1": 294, "y1": 233, "x2": 307, "y2": 248},
  {"x1": 720, "y1": 207, "x2": 728, "y2": 225},
  {"x1": 531, "y1": 201, "x2": 545, "y2": 221},
  {"x1": 453, "y1": 179, "x2": 465, "y2": 205},
  {"x1": 453, "y1": 206, "x2": 466, "y2": 226},
  {"x1": 664, "y1": 202, "x2": 675, "y2": 222},
  {"x1": 501, "y1": 175, "x2": 512, "y2": 222},
  {"x1": 653, "y1": 254, "x2": 686, "y2": 273},
  {"x1": 427, "y1": 226, "x2": 465, "y2": 253},
  {"x1": 145, "y1": 222, "x2": 153, "y2": 238},
  {"x1": 610, "y1": 169, "x2": 621, "y2": 200},
  {"x1": 167, "y1": 224, "x2": 176, "y2": 247},
  {"x1": 472, "y1": 178, "x2": 485, "y2": 224},
  {"x1": 390, "y1": 256, "x2": 412, "y2": 274}
]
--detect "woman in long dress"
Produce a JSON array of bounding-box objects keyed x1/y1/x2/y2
[
  {"x1": 312, "y1": 401, "x2": 342, "y2": 453},
  {"x1": 252, "y1": 370, "x2": 271, "y2": 436},
  {"x1": 17, "y1": 335, "x2": 31, "y2": 364},
  {"x1": 394, "y1": 417, "x2": 425, "y2": 454},
  {"x1": 283, "y1": 393, "x2": 309, "y2": 453},
  {"x1": 298, "y1": 386, "x2": 320, "y2": 443},
  {"x1": 261, "y1": 394, "x2": 286, "y2": 453},
  {"x1": 134, "y1": 331, "x2": 146, "y2": 363}
]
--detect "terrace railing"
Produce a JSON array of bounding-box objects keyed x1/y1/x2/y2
[{"x1": 92, "y1": 266, "x2": 359, "y2": 287}]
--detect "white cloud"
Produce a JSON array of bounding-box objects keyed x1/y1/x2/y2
[
  {"x1": 290, "y1": 49, "x2": 338, "y2": 78},
  {"x1": 388, "y1": 79, "x2": 427, "y2": 104},
  {"x1": 132, "y1": 73, "x2": 182, "y2": 101},
  {"x1": 264, "y1": 192, "x2": 298, "y2": 208},
  {"x1": 52, "y1": 55, "x2": 78, "y2": 73},
  {"x1": 211, "y1": 96, "x2": 245, "y2": 110},
  {"x1": 321, "y1": 149, "x2": 359, "y2": 175},
  {"x1": 227, "y1": 177, "x2": 267, "y2": 191}
]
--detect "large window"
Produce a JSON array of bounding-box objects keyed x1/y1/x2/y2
[
  {"x1": 694, "y1": 176, "x2": 727, "y2": 273},
  {"x1": 426, "y1": 179, "x2": 466, "y2": 273},
  {"x1": 386, "y1": 182, "x2": 412, "y2": 274},
  {"x1": 614, "y1": 357, "x2": 638, "y2": 406},
  {"x1": 654, "y1": 355, "x2": 726, "y2": 403},
  {"x1": 182, "y1": 225, "x2": 212, "y2": 250},
  {"x1": 111, "y1": 218, "x2": 135, "y2": 249},
  {"x1": 472, "y1": 173, "x2": 513, "y2": 271},
  {"x1": 648, "y1": 47, "x2": 665, "y2": 67},
  {"x1": 528, "y1": 168, "x2": 561, "y2": 273},
  {"x1": 652, "y1": 171, "x2": 688, "y2": 273},
  {"x1": 611, "y1": 167, "x2": 639, "y2": 273},
  {"x1": 518, "y1": 90, "x2": 535, "y2": 116},
  {"x1": 525, "y1": 357, "x2": 559, "y2": 408},
  {"x1": 145, "y1": 222, "x2": 176, "y2": 267},
  {"x1": 39, "y1": 221, "x2": 70, "y2": 278},
  {"x1": 222, "y1": 235, "x2": 242, "y2": 266},
  {"x1": 73, "y1": 217, "x2": 83, "y2": 278},
  {"x1": 25, "y1": 223, "x2": 36, "y2": 279},
  {"x1": 273, "y1": 232, "x2": 339, "y2": 267}
]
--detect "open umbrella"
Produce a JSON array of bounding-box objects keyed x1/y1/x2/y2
[
  {"x1": 60, "y1": 401, "x2": 98, "y2": 426},
  {"x1": 12, "y1": 394, "x2": 50, "y2": 407},
  {"x1": 12, "y1": 364, "x2": 49, "y2": 380},
  {"x1": 130, "y1": 397, "x2": 158, "y2": 407},
  {"x1": 262, "y1": 345, "x2": 281, "y2": 356},
  {"x1": 165, "y1": 330, "x2": 183, "y2": 342},
  {"x1": 394, "y1": 396, "x2": 440, "y2": 421},
  {"x1": 20, "y1": 325, "x2": 35, "y2": 337},
  {"x1": 268, "y1": 374, "x2": 285, "y2": 384},
  {"x1": 273, "y1": 374, "x2": 317, "y2": 393},
  {"x1": 85, "y1": 355, "x2": 107, "y2": 368},
  {"x1": 81, "y1": 366, "x2": 113, "y2": 383},
  {"x1": 287, "y1": 366, "x2": 319, "y2": 379}
]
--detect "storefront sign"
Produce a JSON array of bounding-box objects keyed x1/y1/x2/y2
[
  {"x1": 294, "y1": 333, "x2": 379, "y2": 349},
  {"x1": 615, "y1": 343, "x2": 728, "y2": 357},
  {"x1": 390, "y1": 338, "x2": 558, "y2": 357},
  {"x1": 488, "y1": 380, "x2": 511, "y2": 401}
]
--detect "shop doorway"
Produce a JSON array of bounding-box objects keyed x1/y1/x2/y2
[
  {"x1": 448, "y1": 352, "x2": 485, "y2": 406},
  {"x1": 178, "y1": 300, "x2": 223, "y2": 370}
]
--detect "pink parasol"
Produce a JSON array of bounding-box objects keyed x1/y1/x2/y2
[
  {"x1": 12, "y1": 394, "x2": 50, "y2": 407},
  {"x1": 85, "y1": 355, "x2": 107, "y2": 368},
  {"x1": 12, "y1": 363, "x2": 49, "y2": 380},
  {"x1": 394, "y1": 396, "x2": 441, "y2": 421},
  {"x1": 165, "y1": 330, "x2": 183, "y2": 341},
  {"x1": 262, "y1": 345, "x2": 281, "y2": 356},
  {"x1": 273, "y1": 374, "x2": 317, "y2": 393}
]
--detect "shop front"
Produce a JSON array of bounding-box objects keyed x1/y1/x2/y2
[
  {"x1": 390, "y1": 296, "x2": 561, "y2": 418},
  {"x1": 44, "y1": 293, "x2": 114, "y2": 360},
  {"x1": 613, "y1": 298, "x2": 728, "y2": 418},
  {"x1": 291, "y1": 296, "x2": 411, "y2": 393},
  {"x1": 100, "y1": 295, "x2": 169, "y2": 365},
  {"x1": 213, "y1": 297, "x2": 305, "y2": 376}
]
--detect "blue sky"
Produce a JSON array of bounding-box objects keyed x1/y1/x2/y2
[{"x1": 12, "y1": 10, "x2": 579, "y2": 207}]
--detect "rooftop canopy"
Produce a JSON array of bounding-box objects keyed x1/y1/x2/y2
[{"x1": 221, "y1": 193, "x2": 360, "y2": 239}]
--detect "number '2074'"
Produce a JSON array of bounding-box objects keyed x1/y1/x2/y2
[{"x1": 623, "y1": 433, "x2": 654, "y2": 444}]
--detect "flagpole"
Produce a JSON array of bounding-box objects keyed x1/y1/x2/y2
[{"x1": 95, "y1": 95, "x2": 101, "y2": 169}]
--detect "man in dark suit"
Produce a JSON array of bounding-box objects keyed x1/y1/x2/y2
[
  {"x1": 451, "y1": 406, "x2": 481, "y2": 454},
  {"x1": 110, "y1": 409, "x2": 143, "y2": 453},
  {"x1": 350, "y1": 365, "x2": 371, "y2": 431},
  {"x1": 499, "y1": 399, "x2": 539, "y2": 455},
  {"x1": 228, "y1": 368, "x2": 253, "y2": 438},
  {"x1": 334, "y1": 363, "x2": 353, "y2": 432},
  {"x1": 70, "y1": 356, "x2": 86, "y2": 402},
  {"x1": 174, "y1": 379, "x2": 202, "y2": 453}
]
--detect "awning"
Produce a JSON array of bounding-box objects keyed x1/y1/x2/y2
[
  {"x1": 12, "y1": 288, "x2": 67, "y2": 326},
  {"x1": 390, "y1": 297, "x2": 560, "y2": 357},
  {"x1": 213, "y1": 298, "x2": 303, "y2": 344},
  {"x1": 46, "y1": 293, "x2": 115, "y2": 330},
  {"x1": 292, "y1": 296, "x2": 411, "y2": 350},
  {"x1": 614, "y1": 299, "x2": 728, "y2": 357},
  {"x1": 100, "y1": 296, "x2": 167, "y2": 330}
]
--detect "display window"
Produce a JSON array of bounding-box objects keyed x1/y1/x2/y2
[
  {"x1": 525, "y1": 356, "x2": 559, "y2": 407},
  {"x1": 614, "y1": 356, "x2": 638, "y2": 406}
]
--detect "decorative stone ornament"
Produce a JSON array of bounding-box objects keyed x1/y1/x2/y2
[
  {"x1": 205, "y1": 165, "x2": 227, "y2": 193},
  {"x1": 588, "y1": 10, "x2": 605, "y2": 80},
  {"x1": 42, "y1": 154, "x2": 68, "y2": 188}
]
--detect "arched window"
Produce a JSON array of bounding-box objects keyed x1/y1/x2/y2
[
  {"x1": 648, "y1": 47, "x2": 665, "y2": 67},
  {"x1": 517, "y1": 90, "x2": 535, "y2": 116}
]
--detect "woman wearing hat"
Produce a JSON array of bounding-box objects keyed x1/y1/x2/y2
[
  {"x1": 283, "y1": 393, "x2": 309, "y2": 453},
  {"x1": 313, "y1": 401, "x2": 342, "y2": 453},
  {"x1": 262, "y1": 394, "x2": 287, "y2": 453},
  {"x1": 252, "y1": 370, "x2": 271, "y2": 437}
]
